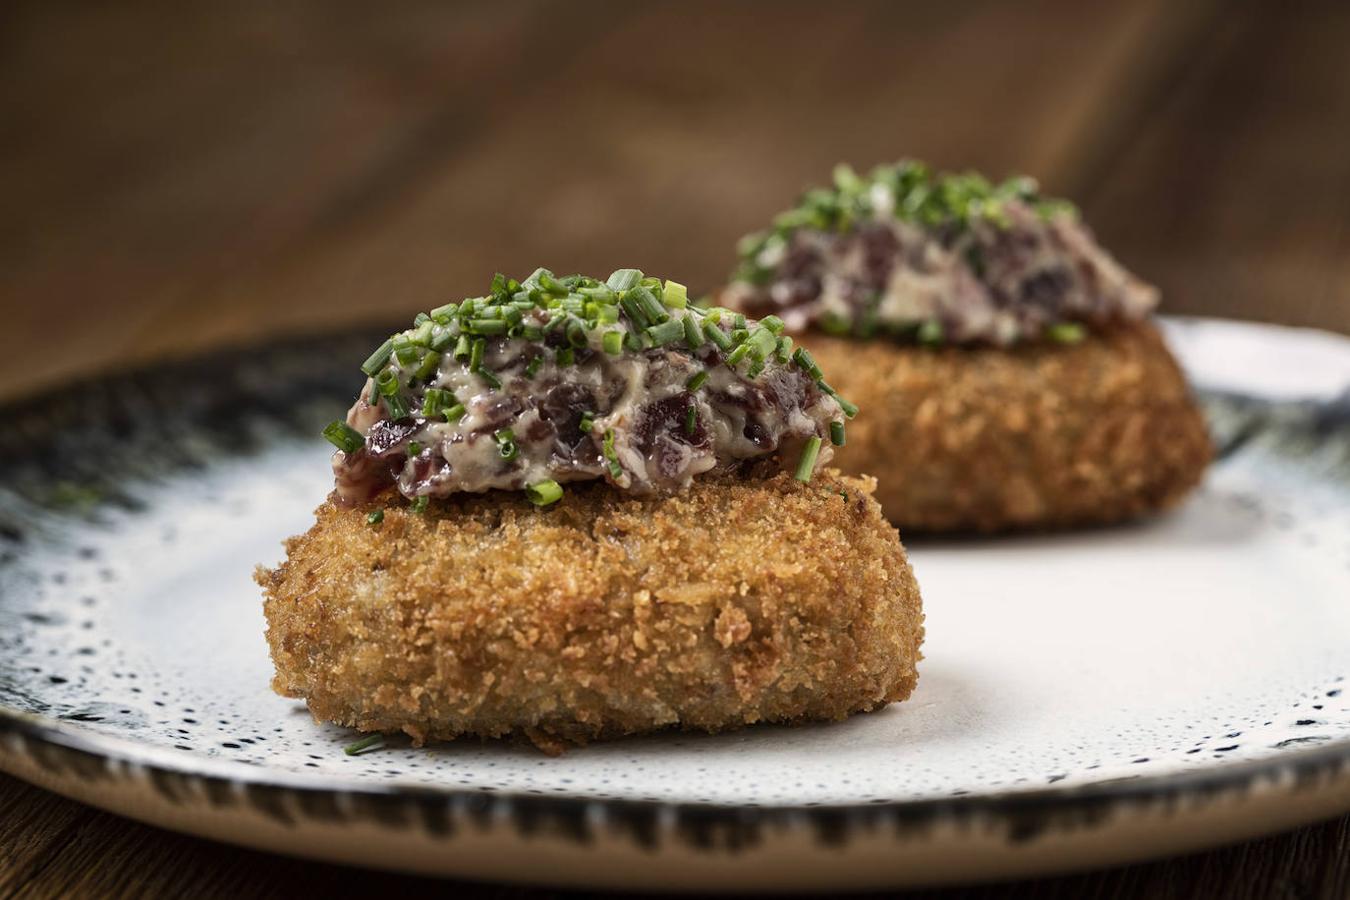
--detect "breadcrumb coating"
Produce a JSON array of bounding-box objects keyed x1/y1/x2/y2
[
  {"x1": 258, "y1": 471, "x2": 923, "y2": 753},
  {"x1": 803, "y1": 320, "x2": 1211, "y2": 532}
]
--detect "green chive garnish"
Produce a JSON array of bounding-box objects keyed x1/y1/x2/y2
[
  {"x1": 525, "y1": 354, "x2": 544, "y2": 377},
  {"x1": 343, "y1": 734, "x2": 384, "y2": 756},
  {"x1": 1047, "y1": 322, "x2": 1086, "y2": 343},
  {"x1": 795, "y1": 436, "x2": 822, "y2": 482},
  {"x1": 469, "y1": 337, "x2": 485, "y2": 371},
  {"x1": 830, "y1": 421, "x2": 846, "y2": 446},
  {"x1": 792, "y1": 347, "x2": 822, "y2": 380},
  {"x1": 683, "y1": 315, "x2": 704, "y2": 349},
  {"x1": 684, "y1": 405, "x2": 697, "y2": 436},
  {"x1": 917, "y1": 320, "x2": 944, "y2": 345},
  {"x1": 443, "y1": 403, "x2": 466, "y2": 423},
  {"x1": 323, "y1": 421, "x2": 363, "y2": 454},
  {"x1": 579, "y1": 412, "x2": 594, "y2": 433},
  {"x1": 360, "y1": 339, "x2": 395, "y2": 377},
  {"x1": 602, "y1": 330, "x2": 624, "y2": 355},
  {"x1": 602, "y1": 429, "x2": 622, "y2": 479},
  {"x1": 526, "y1": 479, "x2": 564, "y2": 507},
  {"x1": 819, "y1": 381, "x2": 859, "y2": 418},
  {"x1": 646, "y1": 319, "x2": 685, "y2": 346},
  {"x1": 662, "y1": 280, "x2": 689, "y2": 308},
  {"x1": 495, "y1": 429, "x2": 519, "y2": 461},
  {"x1": 606, "y1": 268, "x2": 642, "y2": 292},
  {"x1": 410, "y1": 496, "x2": 429, "y2": 515},
  {"x1": 367, "y1": 509, "x2": 384, "y2": 526},
  {"x1": 704, "y1": 320, "x2": 733, "y2": 350},
  {"x1": 686, "y1": 370, "x2": 708, "y2": 391},
  {"x1": 478, "y1": 369, "x2": 502, "y2": 390}
]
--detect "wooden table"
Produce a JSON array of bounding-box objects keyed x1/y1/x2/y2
[{"x1": 2, "y1": 1, "x2": 1348, "y2": 896}]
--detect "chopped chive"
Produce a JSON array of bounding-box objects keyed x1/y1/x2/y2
[
  {"x1": 703, "y1": 320, "x2": 733, "y2": 350},
  {"x1": 684, "y1": 405, "x2": 698, "y2": 436},
  {"x1": 818, "y1": 381, "x2": 859, "y2": 418},
  {"x1": 792, "y1": 346, "x2": 823, "y2": 380},
  {"x1": 726, "y1": 343, "x2": 751, "y2": 367},
  {"x1": 360, "y1": 339, "x2": 395, "y2": 377},
  {"x1": 410, "y1": 320, "x2": 434, "y2": 346},
  {"x1": 468, "y1": 318, "x2": 508, "y2": 335},
  {"x1": 631, "y1": 286, "x2": 669, "y2": 324},
  {"x1": 619, "y1": 294, "x2": 651, "y2": 330},
  {"x1": 794, "y1": 436, "x2": 822, "y2": 482},
  {"x1": 343, "y1": 734, "x2": 384, "y2": 756},
  {"x1": 733, "y1": 313, "x2": 746, "y2": 330},
  {"x1": 539, "y1": 271, "x2": 570, "y2": 296},
  {"x1": 323, "y1": 421, "x2": 364, "y2": 454},
  {"x1": 430, "y1": 301, "x2": 459, "y2": 320},
  {"x1": 366, "y1": 509, "x2": 384, "y2": 526},
  {"x1": 453, "y1": 335, "x2": 471, "y2": 360},
  {"x1": 606, "y1": 268, "x2": 643, "y2": 292},
  {"x1": 429, "y1": 329, "x2": 456, "y2": 352},
  {"x1": 602, "y1": 330, "x2": 624, "y2": 355},
  {"x1": 469, "y1": 337, "x2": 485, "y2": 371},
  {"x1": 661, "y1": 280, "x2": 689, "y2": 308},
  {"x1": 525, "y1": 354, "x2": 544, "y2": 377},
  {"x1": 917, "y1": 320, "x2": 944, "y2": 345},
  {"x1": 526, "y1": 479, "x2": 564, "y2": 507},
  {"x1": 745, "y1": 327, "x2": 777, "y2": 360},
  {"x1": 556, "y1": 347, "x2": 575, "y2": 367},
  {"x1": 683, "y1": 314, "x2": 704, "y2": 349},
  {"x1": 579, "y1": 412, "x2": 594, "y2": 433},
  {"x1": 686, "y1": 370, "x2": 709, "y2": 391},
  {"x1": 760, "y1": 315, "x2": 785, "y2": 335},
  {"x1": 775, "y1": 335, "x2": 794, "y2": 362},
  {"x1": 408, "y1": 441, "x2": 422, "y2": 456},
  {"x1": 443, "y1": 403, "x2": 466, "y2": 423},
  {"x1": 646, "y1": 319, "x2": 685, "y2": 346},
  {"x1": 414, "y1": 350, "x2": 441, "y2": 381},
  {"x1": 602, "y1": 429, "x2": 623, "y2": 479},
  {"x1": 494, "y1": 428, "x2": 518, "y2": 461},
  {"x1": 830, "y1": 421, "x2": 846, "y2": 446},
  {"x1": 375, "y1": 367, "x2": 400, "y2": 397},
  {"x1": 1047, "y1": 322, "x2": 1085, "y2": 343},
  {"x1": 409, "y1": 496, "x2": 429, "y2": 515},
  {"x1": 384, "y1": 393, "x2": 410, "y2": 420},
  {"x1": 478, "y1": 369, "x2": 502, "y2": 390},
  {"x1": 566, "y1": 318, "x2": 589, "y2": 348},
  {"x1": 747, "y1": 358, "x2": 765, "y2": 378}
]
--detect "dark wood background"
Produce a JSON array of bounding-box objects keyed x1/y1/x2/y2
[{"x1": 2, "y1": 1, "x2": 1348, "y2": 897}]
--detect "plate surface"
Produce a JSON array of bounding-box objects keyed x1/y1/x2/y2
[{"x1": 1, "y1": 318, "x2": 1348, "y2": 890}]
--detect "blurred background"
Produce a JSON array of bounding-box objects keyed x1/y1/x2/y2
[{"x1": 2, "y1": 0, "x2": 1347, "y2": 400}]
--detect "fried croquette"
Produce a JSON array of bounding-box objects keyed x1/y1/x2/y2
[
  {"x1": 799, "y1": 320, "x2": 1211, "y2": 532},
  {"x1": 258, "y1": 470, "x2": 923, "y2": 752}
]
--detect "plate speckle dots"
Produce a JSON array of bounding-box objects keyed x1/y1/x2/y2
[{"x1": 1, "y1": 319, "x2": 1349, "y2": 891}]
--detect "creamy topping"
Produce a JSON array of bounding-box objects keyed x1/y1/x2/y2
[
  {"x1": 323, "y1": 269, "x2": 850, "y2": 506},
  {"x1": 725, "y1": 161, "x2": 1158, "y2": 347}
]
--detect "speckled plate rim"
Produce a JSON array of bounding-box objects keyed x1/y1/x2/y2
[{"x1": 1, "y1": 316, "x2": 1349, "y2": 890}]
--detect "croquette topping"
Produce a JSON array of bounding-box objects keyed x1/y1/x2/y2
[
  {"x1": 324, "y1": 269, "x2": 853, "y2": 504},
  {"x1": 726, "y1": 161, "x2": 1158, "y2": 347}
]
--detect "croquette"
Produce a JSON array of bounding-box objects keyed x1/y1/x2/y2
[
  {"x1": 724, "y1": 160, "x2": 1211, "y2": 531},
  {"x1": 799, "y1": 320, "x2": 1211, "y2": 532},
  {"x1": 258, "y1": 471, "x2": 923, "y2": 753}
]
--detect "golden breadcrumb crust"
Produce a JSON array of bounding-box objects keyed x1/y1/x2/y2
[
  {"x1": 805, "y1": 320, "x2": 1211, "y2": 532},
  {"x1": 257, "y1": 471, "x2": 923, "y2": 753}
]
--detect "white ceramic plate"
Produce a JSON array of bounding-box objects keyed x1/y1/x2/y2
[{"x1": 1, "y1": 317, "x2": 1348, "y2": 891}]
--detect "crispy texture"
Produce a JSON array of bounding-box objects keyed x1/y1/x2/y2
[
  {"x1": 258, "y1": 471, "x2": 923, "y2": 752},
  {"x1": 807, "y1": 319, "x2": 1211, "y2": 532}
]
